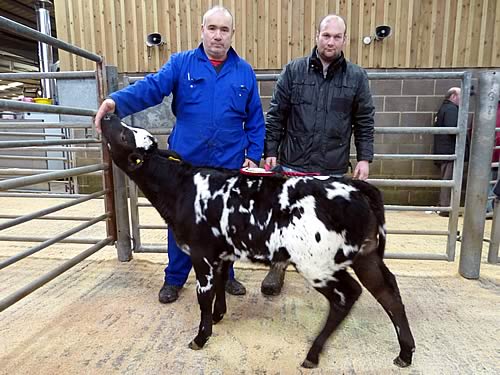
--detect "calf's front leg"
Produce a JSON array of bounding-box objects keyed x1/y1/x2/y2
[{"x1": 188, "y1": 257, "x2": 216, "y2": 350}]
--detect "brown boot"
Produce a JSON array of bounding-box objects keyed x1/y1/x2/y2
[{"x1": 261, "y1": 265, "x2": 286, "y2": 296}]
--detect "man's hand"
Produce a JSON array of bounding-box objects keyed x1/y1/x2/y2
[
  {"x1": 353, "y1": 160, "x2": 369, "y2": 180},
  {"x1": 94, "y1": 98, "x2": 116, "y2": 134},
  {"x1": 264, "y1": 157, "x2": 277, "y2": 171},
  {"x1": 242, "y1": 158, "x2": 258, "y2": 168}
]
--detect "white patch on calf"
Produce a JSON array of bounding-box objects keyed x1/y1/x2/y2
[
  {"x1": 121, "y1": 122, "x2": 155, "y2": 150},
  {"x1": 266, "y1": 195, "x2": 353, "y2": 287},
  {"x1": 193, "y1": 173, "x2": 211, "y2": 223},
  {"x1": 196, "y1": 257, "x2": 214, "y2": 294},
  {"x1": 278, "y1": 178, "x2": 303, "y2": 209},
  {"x1": 325, "y1": 182, "x2": 357, "y2": 200},
  {"x1": 211, "y1": 227, "x2": 221, "y2": 237},
  {"x1": 334, "y1": 288, "x2": 346, "y2": 305}
]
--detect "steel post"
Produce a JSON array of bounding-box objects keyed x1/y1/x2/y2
[
  {"x1": 460, "y1": 71, "x2": 500, "y2": 278},
  {"x1": 488, "y1": 197, "x2": 500, "y2": 263}
]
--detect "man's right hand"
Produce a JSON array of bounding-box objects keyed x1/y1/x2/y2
[
  {"x1": 94, "y1": 98, "x2": 116, "y2": 134},
  {"x1": 264, "y1": 157, "x2": 277, "y2": 171}
]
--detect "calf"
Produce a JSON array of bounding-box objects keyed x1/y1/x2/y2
[{"x1": 101, "y1": 114, "x2": 415, "y2": 368}]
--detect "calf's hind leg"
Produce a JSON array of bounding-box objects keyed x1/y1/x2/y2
[
  {"x1": 352, "y1": 254, "x2": 415, "y2": 367},
  {"x1": 302, "y1": 270, "x2": 362, "y2": 368}
]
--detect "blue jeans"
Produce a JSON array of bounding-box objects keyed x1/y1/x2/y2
[{"x1": 164, "y1": 227, "x2": 235, "y2": 286}]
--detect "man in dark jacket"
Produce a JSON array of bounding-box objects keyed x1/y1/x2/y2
[
  {"x1": 261, "y1": 14, "x2": 375, "y2": 296},
  {"x1": 433, "y1": 87, "x2": 461, "y2": 216}
]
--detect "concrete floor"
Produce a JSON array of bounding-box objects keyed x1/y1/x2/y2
[{"x1": 0, "y1": 249, "x2": 498, "y2": 375}]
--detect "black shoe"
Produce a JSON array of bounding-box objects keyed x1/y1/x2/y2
[
  {"x1": 158, "y1": 283, "x2": 182, "y2": 304},
  {"x1": 225, "y1": 279, "x2": 246, "y2": 295},
  {"x1": 261, "y1": 266, "x2": 286, "y2": 296},
  {"x1": 438, "y1": 211, "x2": 449, "y2": 217}
]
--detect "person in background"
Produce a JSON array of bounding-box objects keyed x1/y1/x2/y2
[
  {"x1": 94, "y1": 6, "x2": 265, "y2": 303},
  {"x1": 433, "y1": 87, "x2": 461, "y2": 217},
  {"x1": 261, "y1": 14, "x2": 375, "y2": 296}
]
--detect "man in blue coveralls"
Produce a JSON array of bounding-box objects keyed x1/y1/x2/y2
[{"x1": 95, "y1": 6, "x2": 265, "y2": 303}]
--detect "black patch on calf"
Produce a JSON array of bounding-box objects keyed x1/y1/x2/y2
[
  {"x1": 315, "y1": 232, "x2": 321, "y2": 242},
  {"x1": 272, "y1": 247, "x2": 291, "y2": 263}
]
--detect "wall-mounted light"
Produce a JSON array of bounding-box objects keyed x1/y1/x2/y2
[{"x1": 362, "y1": 25, "x2": 392, "y2": 45}]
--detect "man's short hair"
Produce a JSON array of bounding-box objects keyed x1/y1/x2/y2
[
  {"x1": 317, "y1": 14, "x2": 347, "y2": 35},
  {"x1": 445, "y1": 87, "x2": 460, "y2": 99},
  {"x1": 202, "y1": 5, "x2": 233, "y2": 29}
]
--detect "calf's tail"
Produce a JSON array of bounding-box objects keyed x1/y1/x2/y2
[{"x1": 353, "y1": 180, "x2": 387, "y2": 258}]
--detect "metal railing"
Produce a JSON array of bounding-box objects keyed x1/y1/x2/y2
[
  {"x1": 123, "y1": 71, "x2": 473, "y2": 263},
  {"x1": 0, "y1": 16, "x2": 119, "y2": 312}
]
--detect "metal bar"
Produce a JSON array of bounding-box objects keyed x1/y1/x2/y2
[
  {"x1": 0, "y1": 138, "x2": 99, "y2": 148},
  {"x1": 0, "y1": 236, "x2": 103, "y2": 244},
  {"x1": 129, "y1": 181, "x2": 142, "y2": 251},
  {"x1": 0, "y1": 99, "x2": 97, "y2": 117},
  {"x1": 387, "y1": 230, "x2": 449, "y2": 235},
  {"x1": 460, "y1": 71, "x2": 500, "y2": 278},
  {"x1": 0, "y1": 168, "x2": 75, "y2": 175},
  {"x1": 367, "y1": 179, "x2": 454, "y2": 187},
  {"x1": 372, "y1": 154, "x2": 455, "y2": 160},
  {"x1": 0, "y1": 122, "x2": 92, "y2": 129},
  {"x1": 383, "y1": 253, "x2": 449, "y2": 260},
  {"x1": 0, "y1": 132, "x2": 65, "y2": 137},
  {"x1": 97, "y1": 60, "x2": 117, "y2": 243},
  {"x1": 447, "y1": 71, "x2": 472, "y2": 261},
  {"x1": 0, "y1": 146, "x2": 100, "y2": 152},
  {"x1": 138, "y1": 224, "x2": 168, "y2": 230},
  {"x1": 0, "y1": 214, "x2": 100, "y2": 221},
  {"x1": 113, "y1": 163, "x2": 132, "y2": 261},
  {"x1": 0, "y1": 71, "x2": 96, "y2": 80},
  {"x1": 0, "y1": 213, "x2": 109, "y2": 270},
  {"x1": 0, "y1": 16, "x2": 102, "y2": 63},
  {"x1": 0, "y1": 237, "x2": 113, "y2": 313},
  {"x1": 135, "y1": 244, "x2": 167, "y2": 253},
  {"x1": 0, "y1": 190, "x2": 105, "y2": 231},
  {"x1": 0, "y1": 155, "x2": 67, "y2": 162},
  {"x1": 375, "y1": 127, "x2": 460, "y2": 134},
  {"x1": 0, "y1": 164, "x2": 106, "y2": 191},
  {"x1": 385, "y1": 205, "x2": 448, "y2": 211},
  {"x1": 487, "y1": 198, "x2": 500, "y2": 263},
  {"x1": 254, "y1": 72, "x2": 466, "y2": 81},
  {"x1": 0, "y1": 192, "x2": 102, "y2": 198}
]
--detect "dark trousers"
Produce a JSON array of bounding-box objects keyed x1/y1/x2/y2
[
  {"x1": 439, "y1": 161, "x2": 454, "y2": 207},
  {"x1": 164, "y1": 227, "x2": 235, "y2": 286}
]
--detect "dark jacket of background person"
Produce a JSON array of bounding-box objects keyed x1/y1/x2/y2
[
  {"x1": 265, "y1": 49, "x2": 374, "y2": 175},
  {"x1": 433, "y1": 99, "x2": 459, "y2": 159}
]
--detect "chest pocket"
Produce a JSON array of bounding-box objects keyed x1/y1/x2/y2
[
  {"x1": 330, "y1": 84, "x2": 355, "y2": 113},
  {"x1": 291, "y1": 80, "x2": 316, "y2": 105},
  {"x1": 230, "y1": 84, "x2": 249, "y2": 115},
  {"x1": 181, "y1": 76, "x2": 205, "y2": 104}
]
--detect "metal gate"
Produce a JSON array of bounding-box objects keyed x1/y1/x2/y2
[
  {"x1": 124, "y1": 71, "x2": 474, "y2": 260},
  {"x1": 0, "y1": 16, "x2": 120, "y2": 312}
]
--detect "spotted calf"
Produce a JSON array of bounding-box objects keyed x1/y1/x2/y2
[{"x1": 101, "y1": 114, "x2": 415, "y2": 369}]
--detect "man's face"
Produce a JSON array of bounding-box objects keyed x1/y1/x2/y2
[
  {"x1": 316, "y1": 18, "x2": 346, "y2": 63},
  {"x1": 201, "y1": 11, "x2": 234, "y2": 60}
]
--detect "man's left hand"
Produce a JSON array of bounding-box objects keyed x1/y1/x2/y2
[
  {"x1": 353, "y1": 160, "x2": 369, "y2": 180},
  {"x1": 242, "y1": 158, "x2": 258, "y2": 168}
]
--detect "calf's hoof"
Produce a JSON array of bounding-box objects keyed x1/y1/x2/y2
[
  {"x1": 301, "y1": 359, "x2": 318, "y2": 369},
  {"x1": 188, "y1": 341, "x2": 202, "y2": 350},
  {"x1": 393, "y1": 355, "x2": 412, "y2": 368}
]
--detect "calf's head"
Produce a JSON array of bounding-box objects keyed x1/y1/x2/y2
[{"x1": 100, "y1": 113, "x2": 157, "y2": 172}]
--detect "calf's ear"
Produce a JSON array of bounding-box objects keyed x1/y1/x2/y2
[{"x1": 127, "y1": 152, "x2": 144, "y2": 171}]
